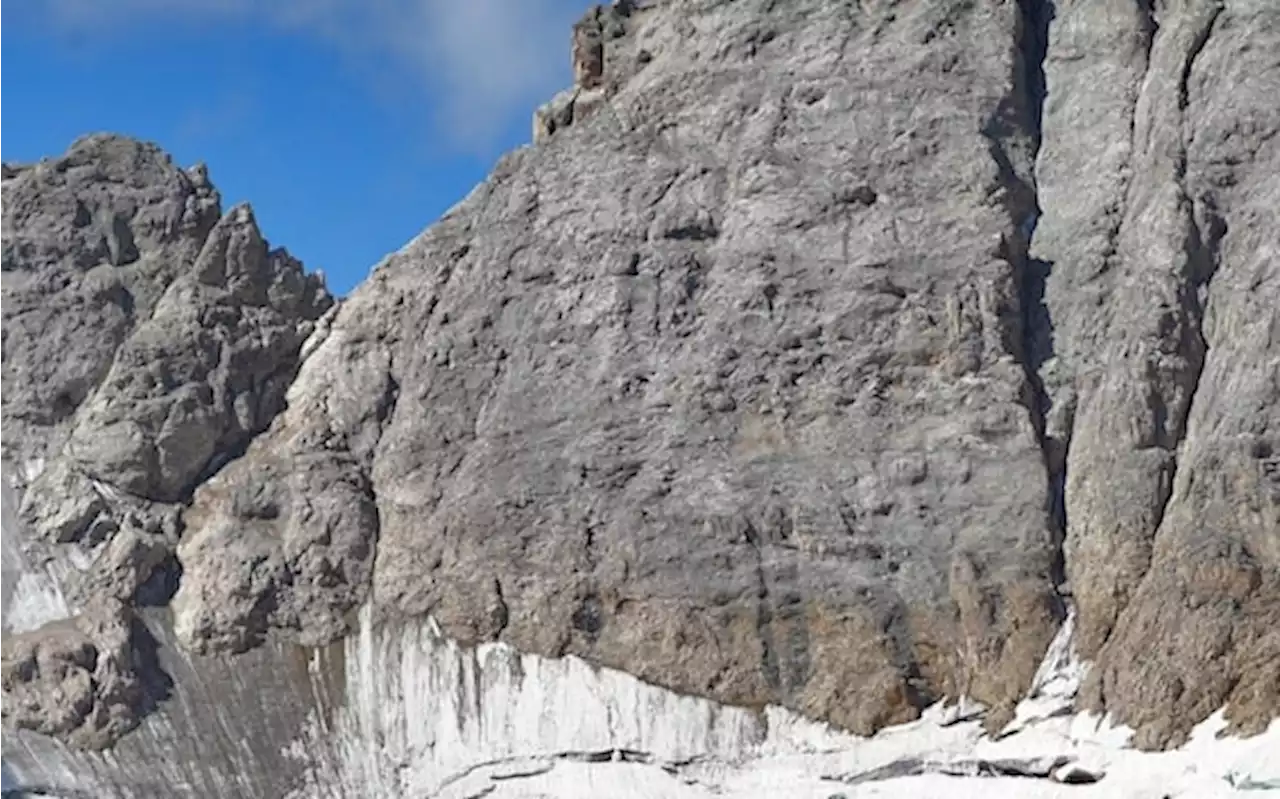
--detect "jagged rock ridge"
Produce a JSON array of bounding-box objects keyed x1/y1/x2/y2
[
  {"x1": 2, "y1": 133, "x2": 333, "y2": 744},
  {"x1": 1, "y1": 0, "x2": 1277, "y2": 789}
]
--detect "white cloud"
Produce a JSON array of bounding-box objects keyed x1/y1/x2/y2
[{"x1": 26, "y1": 0, "x2": 587, "y2": 151}]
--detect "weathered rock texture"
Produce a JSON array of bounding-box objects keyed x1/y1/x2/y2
[
  {"x1": 1, "y1": 0, "x2": 1277, "y2": 775},
  {"x1": 178, "y1": 0, "x2": 1068, "y2": 737},
  {"x1": 533, "y1": 2, "x2": 631, "y2": 142},
  {"x1": 1034, "y1": 0, "x2": 1280, "y2": 749},
  {"x1": 1, "y1": 134, "x2": 332, "y2": 744},
  {"x1": 1, "y1": 600, "x2": 168, "y2": 750}
]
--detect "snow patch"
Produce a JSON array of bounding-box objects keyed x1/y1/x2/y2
[
  {"x1": 22, "y1": 457, "x2": 45, "y2": 484},
  {"x1": 286, "y1": 605, "x2": 768, "y2": 797},
  {"x1": 276, "y1": 604, "x2": 1280, "y2": 798},
  {"x1": 1, "y1": 570, "x2": 72, "y2": 634},
  {"x1": 1, "y1": 475, "x2": 73, "y2": 633}
]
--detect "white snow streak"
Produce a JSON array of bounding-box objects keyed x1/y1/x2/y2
[{"x1": 279, "y1": 603, "x2": 1280, "y2": 798}]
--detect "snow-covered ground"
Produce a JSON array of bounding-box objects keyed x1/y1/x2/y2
[{"x1": 289, "y1": 604, "x2": 1280, "y2": 799}]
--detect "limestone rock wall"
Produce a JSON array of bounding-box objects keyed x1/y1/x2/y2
[
  {"x1": 179, "y1": 0, "x2": 1065, "y2": 736},
  {"x1": 1, "y1": 1, "x2": 1277, "y2": 794}
]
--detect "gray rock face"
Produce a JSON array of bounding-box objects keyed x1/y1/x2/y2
[
  {"x1": 1, "y1": 0, "x2": 1277, "y2": 772},
  {"x1": 3, "y1": 135, "x2": 221, "y2": 476},
  {"x1": 1038, "y1": 0, "x2": 1280, "y2": 749},
  {"x1": 180, "y1": 0, "x2": 1064, "y2": 735},
  {"x1": 533, "y1": 3, "x2": 632, "y2": 143},
  {"x1": 1, "y1": 134, "x2": 332, "y2": 745}
]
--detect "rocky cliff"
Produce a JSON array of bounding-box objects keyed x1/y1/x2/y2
[{"x1": 2, "y1": 0, "x2": 1277, "y2": 795}]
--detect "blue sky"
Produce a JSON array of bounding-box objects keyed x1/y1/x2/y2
[{"x1": 2, "y1": 0, "x2": 592, "y2": 295}]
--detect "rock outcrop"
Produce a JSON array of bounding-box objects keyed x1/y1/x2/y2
[
  {"x1": 2, "y1": 134, "x2": 332, "y2": 745},
  {"x1": 1, "y1": 600, "x2": 167, "y2": 750},
  {"x1": 1021, "y1": 0, "x2": 1280, "y2": 748},
  {"x1": 2, "y1": 0, "x2": 1277, "y2": 791},
  {"x1": 533, "y1": 1, "x2": 634, "y2": 143},
  {"x1": 179, "y1": 0, "x2": 1068, "y2": 737}
]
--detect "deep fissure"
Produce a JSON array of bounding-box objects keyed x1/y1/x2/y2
[
  {"x1": 1010, "y1": 0, "x2": 1069, "y2": 601},
  {"x1": 1138, "y1": 2, "x2": 1225, "y2": 575}
]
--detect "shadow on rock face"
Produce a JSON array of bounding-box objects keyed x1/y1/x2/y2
[
  {"x1": 128, "y1": 614, "x2": 175, "y2": 718},
  {"x1": 133, "y1": 552, "x2": 183, "y2": 609}
]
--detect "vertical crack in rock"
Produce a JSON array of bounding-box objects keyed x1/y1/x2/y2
[
  {"x1": 1090, "y1": 2, "x2": 1224, "y2": 646},
  {"x1": 972, "y1": 5, "x2": 1075, "y2": 693},
  {"x1": 742, "y1": 517, "x2": 781, "y2": 697},
  {"x1": 1044, "y1": 0, "x2": 1162, "y2": 660},
  {"x1": 8, "y1": 3, "x2": 1279, "y2": 792},
  {"x1": 490, "y1": 577, "x2": 510, "y2": 638},
  {"x1": 1016, "y1": 0, "x2": 1052, "y2": 150},
  {"x1": 1031, "y1": 0, "x2": 1232, "y2": 671},
  {"x1": 1143, "y1": 4, "x2": 1223, "y2": 543},
  {"x1": 1010, "y1": 0, "x2": 1066, "y2": 599}
]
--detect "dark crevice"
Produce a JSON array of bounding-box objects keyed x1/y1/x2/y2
[
  {"x1": 490, "y1": 576, "x2": 510, "y2": 638},
  {"x1": 347, "y1": 467, "x2": 385, "y2": 637},
  {"x1": 583, "y1": 522, "x2": 599, "y2": 571},
  {"x1": 134, "y1": 551, "x2": 183, "y2": 607},
  {"x1": 433, "y1": 748, "x2": 682, "y2": 797},
  {"x1": 1179, "y1": 6, "x2": 1220, "y2": 111},
  {"x1": 574, "y1": 517, "x2": 604, "y2": 638},
  {"x1": 741, "y1": 516, "x2": 781, "y2": 694},
  {"x1": 375, "y1": 372, "x2": 402, "y2": 429},
  {"x1": 128, "y1": 614, "x2": 177, "y2": 721},
  {"x1": 324, "y1": 368, "x2": 398, "y2": 642},
  {"x1": 1016, "y1": 0, "x2": 1053, "y2": 150},
  {"x1": 1008, "y1": 0, "x2": 1070, "y2": 602},
  {"x1": 156, "y1": 309, "x2": 344, "y2": 507},
  {"x1": 884, "y1": 592, "x2": 935, "y2": 710},
  {"x1": 1144, "y1": 4, "x2": 1225, "y2": 547},
  {"x1": 571, "y1": 593, "x2": 604, "y2": 639},
  {"x1": 827, "y1": 754, "x2": 1099, "y2": 786},
  {"x1": 1137, "y1": 0, "x2": 1159, "y2": 46}
]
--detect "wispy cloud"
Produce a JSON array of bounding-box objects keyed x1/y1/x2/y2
[{"x1": 24, "y1": 0, "x2": 587, "y2": 151}]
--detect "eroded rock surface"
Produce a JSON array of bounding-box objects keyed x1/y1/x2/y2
[
  {"x1": 1025, "y1": 0, "x2": 1280, "y2": 748},
  {"x1": 1, "y1": 0, "x2": 1277, "y2": 773},
  {"x1": 180, "y1": 0, "x2": 1065, "y2": 735},
  {"x1": 1, "y1": 600, "x2": 167, "y2": 750},
  {"x1": 533, "y1": 1, "x2": 632, "y2": 143},
  {"x1": 175, "y1": 0, "x2": 1278, "y2": 746},
  {"x1": 1, "y1": 134, "x2": 332, "y2": 745}
]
